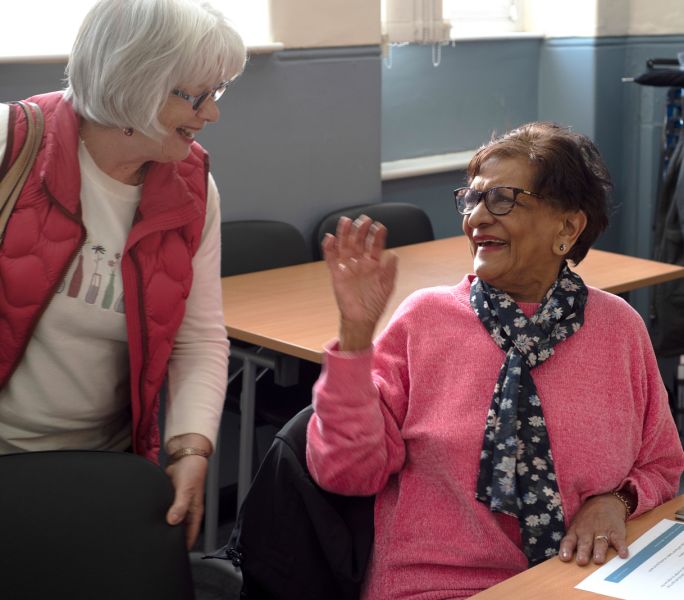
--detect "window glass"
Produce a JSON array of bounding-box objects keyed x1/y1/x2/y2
[
  {"x1": 381, "y1": 0, "x2": 526, "y2": 44},
  {"x1": 443, "y1": 0, "x2": 524, "y2": 36}
]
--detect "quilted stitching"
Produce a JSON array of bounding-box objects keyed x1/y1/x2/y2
[{"x1": 0, "y1": 93, "x2": 208, "y2": 462}]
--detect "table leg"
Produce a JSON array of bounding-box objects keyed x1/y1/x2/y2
[
  {"x1": 237, "y1": 357, "x2": 256, "y2": 511},
  {"x1": 203, "y1": 434, "x2": 221, "y2": 554},
  {"x1": 202, "y1": 346, "x2": 278, "y2": 545}
]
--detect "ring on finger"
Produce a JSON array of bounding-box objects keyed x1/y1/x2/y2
[{"x1": 594, "y1": 535, "x2": 609, "y2": 543}]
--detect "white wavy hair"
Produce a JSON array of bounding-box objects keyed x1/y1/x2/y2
[{"x1": 64, "y1": 0, "x2": 246, "y2": 138}]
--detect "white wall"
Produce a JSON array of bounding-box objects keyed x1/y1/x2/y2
[
  {"x1": 525, "y1": 0, "x2": 684, "y2": 37},
  {"x1": 269, "y1": 0, "x2": 381, "y2": 48},
  {"x1": 614, "y1": 0, "x2": 684, "y2": 36}
]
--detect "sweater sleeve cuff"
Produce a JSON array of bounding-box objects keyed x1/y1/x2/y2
[
  {"x1": 315, "y1": 339, "x2": 377, "y2": 409},
  {"x1": 324, "y1": 338, "x2": 374, "y2": 359}
]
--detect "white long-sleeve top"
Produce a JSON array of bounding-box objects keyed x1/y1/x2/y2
[{"x1": 0, "y1": 118, "x2": 228, "y2": 453}]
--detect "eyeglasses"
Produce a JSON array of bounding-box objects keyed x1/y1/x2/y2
[
  {"x1": 453, "y1": 186, "x2": 542, "y2": 216},
  {"x1": 170, "y1": 80, "x2": 231, "y2": 111}
]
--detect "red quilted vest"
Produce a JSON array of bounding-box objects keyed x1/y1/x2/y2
[{"x1": 0, "y1": 92, "x2": 209, "y2": 462}]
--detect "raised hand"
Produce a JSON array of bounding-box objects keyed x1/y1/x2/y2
[{"x1": 322, "y1": 215, "x2": 398, "y2": 351}]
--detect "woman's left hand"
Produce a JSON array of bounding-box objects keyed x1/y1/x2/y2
[
  {"x1": 558, "y1": 493, "x2": 629, "y2": 565},
  {"x1": 164, "y1": 434, "x2": 211, "y2": 549}
]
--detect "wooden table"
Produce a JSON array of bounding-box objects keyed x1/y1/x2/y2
[
  {"x1": 213, "y1": 237, "x2": 684, "y2": 542},
  {"x1": 470, "y1": 494, "x2": 684, "y2": 599},
  {"x1": 221, "y1": 236, "x2": 684, "y2": 363},
  {"x1": 207, "y1": 237, "x2": 684, "y2": 557},
  {"x1": 214, "y1": 236, "x2": 684, "y2": 520}
]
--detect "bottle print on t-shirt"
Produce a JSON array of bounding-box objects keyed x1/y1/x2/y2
[
  {"x1": 85, "y1": 244, "x2": 105, "y2": 304},
  {"x1": 101, "y1": 253, "x2": 121, "y2": 310},
  {"x1": 67, "y1": 242, "x2": 86, "y2": 298},
  {"x1": 57, "y1": 239, "x2": 125, "y2": 314}
]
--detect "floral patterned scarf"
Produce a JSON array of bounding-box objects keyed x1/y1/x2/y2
[{"x1": 470, "y1": 264, "x2": 588, "y2": 566}]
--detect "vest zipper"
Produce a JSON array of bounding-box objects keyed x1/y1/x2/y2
[
  {"x1": 129, "y1": 245, "x2": 150, "y2": 448},
  {"x1": 43, "y1": 189, "x2": 88, "y2": 314}
]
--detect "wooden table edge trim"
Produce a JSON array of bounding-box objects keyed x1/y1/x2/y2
[
  {"x1": 601, "y1": 268, "x2": 684, "y2": 295},
  {"x1": 469, "y1": 494, "x2": 684, "y2": 599},
  {"x1": 225, "y1": 327, "x2": 324, "y2": 364}
]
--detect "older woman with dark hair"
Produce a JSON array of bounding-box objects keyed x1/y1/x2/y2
[
  {"x1": 306, "y1": 122, "x2": 684, "y2": 598},
  {"x1": 0, "y1": 0, "x2": 245, "y2": 547}
]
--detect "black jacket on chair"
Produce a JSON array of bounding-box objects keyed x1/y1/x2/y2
[{"x1": 210, "y1": 406, "x2": 374, "y2": 600}]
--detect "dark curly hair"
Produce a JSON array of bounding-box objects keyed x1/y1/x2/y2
[{"x1": 467, "y1": 122, "x2": 612, "y2": 264}]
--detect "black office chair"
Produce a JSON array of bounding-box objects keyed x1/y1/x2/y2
[
  {"x1": 312, "y1": 201, "x2": 435, "y2": 259},
  {"x1": 0, "y1": 450, "x2": 194, "y2": 600},
  {"x1": 221, "y1": 219, "x2": 311, "y2": 277},
  {"x1": 208, "y1": 406, "x2": 375, "y2": 600},
  {"x1": 220, "y1": 219, "x2": 318, "y2": 430}
]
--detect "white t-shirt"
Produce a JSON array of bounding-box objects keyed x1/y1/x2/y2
[{"x1": 0, "y1": 114, "x2": 228, "y2": 453}]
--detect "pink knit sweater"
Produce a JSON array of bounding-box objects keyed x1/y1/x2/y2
[{"x1": 306, "y1": 276, "x2": 684, "y2": 600}]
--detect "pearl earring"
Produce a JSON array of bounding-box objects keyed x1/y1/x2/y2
[{"x1": 123, "y1": 128, "x2": 134, "y2": 137}]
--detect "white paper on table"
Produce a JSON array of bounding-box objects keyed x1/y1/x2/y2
[{"x1": 575, "y1": 519, "x2": 684, "y2": 600}]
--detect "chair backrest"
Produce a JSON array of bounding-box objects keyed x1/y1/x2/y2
[
  {"x1": 213, "y1": 406, "x2": 374, "y2": 600},
  {"x1": 221, "y1": 220, "x2": 311, "y2": 277},
  {"x1": 312, "y1": 202, "x2": 435, "y2": 259},
  {"x1": 0, "y1": 450, "x2": 195, "y2": 600}
]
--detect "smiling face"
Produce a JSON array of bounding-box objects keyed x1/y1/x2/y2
[
  {"x1": 151, "y1": 82, "x2": 221, "y2": 162},
  {"x1": 462, "y1": 156, "x2": 570, "y2": 303}
]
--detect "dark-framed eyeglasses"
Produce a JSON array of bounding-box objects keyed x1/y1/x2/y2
[
  {"x1": 170, "y1": 80, "x2": 231, "y2": 111},
  {"x1": 453, "y1": 186, "x2": 542, "y2": 216}
]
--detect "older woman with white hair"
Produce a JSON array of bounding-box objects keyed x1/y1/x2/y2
[{"x1": 0, "y1": 0, "x2": 245, "y2": 547}]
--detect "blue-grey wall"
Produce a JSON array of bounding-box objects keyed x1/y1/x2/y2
[
  {"x1": 203, "y1": 46, "x2": 382, "y2": 242},
  {"x1": 381, "y1": 38, "x2": 541, "y2": 240},
  {"x1": 3, "y1": 36, "x2": 683, "y2": 264},
  {"x1": 381, "y1": 34, "x2": 684, "y2": 276},
  {"x1": 538, "y1": 35, "x2": 684, "y2": 259},
  {"x1": 0, "y1": 46, "x2": 382, "y2": 255},
  {"x1": 382, "y1": 38, "x2": 541, "y2": 160}
]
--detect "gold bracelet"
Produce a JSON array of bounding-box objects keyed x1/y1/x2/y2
[
  {"x1": 167, "y1": 447, "x2": 210, "y2": 465},
  {"x1": 612, "y1": 489, "x2": 635, "y2": 520}
]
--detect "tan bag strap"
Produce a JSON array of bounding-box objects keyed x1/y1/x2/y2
[{"x1": 0, "y1": 101, "x2": 45, "y2": 243}]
